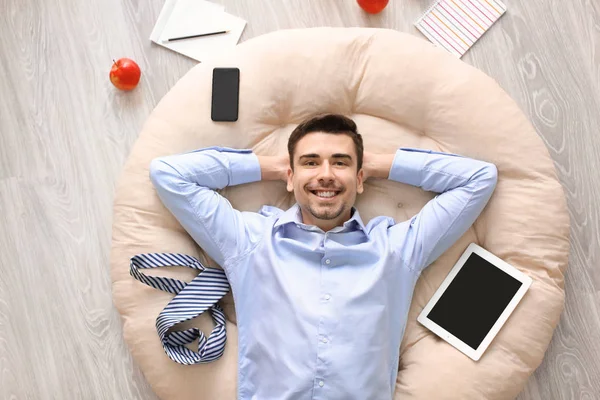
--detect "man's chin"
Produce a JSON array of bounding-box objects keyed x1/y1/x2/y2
[
  {"x1": 310, "y1": 199, "x2": 338, "y2": 209},
  {"x1": 307, "y1": 204, "x2": 346, "y2": 221}
]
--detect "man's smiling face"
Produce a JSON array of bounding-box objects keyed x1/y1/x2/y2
[{"x1": 287, "y1": 132, "x2": 364, "y2": 232}]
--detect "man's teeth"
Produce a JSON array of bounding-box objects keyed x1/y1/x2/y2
[{"x1": 314, "y1": 191, "x2": 337, "y2": 198}]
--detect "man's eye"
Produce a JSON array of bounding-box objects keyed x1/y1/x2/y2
[{"x1": 305, "y1": 161, "x2": 346, "y2": 166}]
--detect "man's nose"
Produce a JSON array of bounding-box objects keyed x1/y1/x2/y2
[{"x1": 317, "y1": 162, "x2": 335, "y2": 181}]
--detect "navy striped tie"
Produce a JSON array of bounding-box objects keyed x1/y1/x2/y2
[{"x1": 129, "y1": 253, "x2": 230, "y2": 365}]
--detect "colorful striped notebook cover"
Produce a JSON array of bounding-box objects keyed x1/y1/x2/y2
[{"x1": 415, "y1": 0, "x2": 507, "y2": 58}]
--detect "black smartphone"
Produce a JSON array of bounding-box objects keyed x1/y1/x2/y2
[{"x1": 211, "y1": 67, "x2": 240, "y2": 122}]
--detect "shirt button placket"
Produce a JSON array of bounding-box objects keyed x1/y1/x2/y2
[{"x1": 315, "y1": 253, "x2": 332, "y2": 398}]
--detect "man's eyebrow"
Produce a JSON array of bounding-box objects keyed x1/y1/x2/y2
[{"x1": 299, "y1": 153, "x2": 353, "y2": 161}]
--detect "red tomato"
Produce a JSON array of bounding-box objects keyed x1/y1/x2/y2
[
  {"x1": 109, "y1": 58, "x2": 141, "y2": 91},
  {"x1": 357, "y1": 0, "x2": 389, "y2": 14}
]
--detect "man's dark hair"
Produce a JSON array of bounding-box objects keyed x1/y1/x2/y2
[{"x1": 287, "y1": 114, "x2": 364, "y2": 172}]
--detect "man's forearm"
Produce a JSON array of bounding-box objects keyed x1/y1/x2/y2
[
  {"x1": 150, "y1": 147, "x2": 261, "y2": 192},
  {"x1": 388, "y1": 148, "x2": 497, "y2": 194}
]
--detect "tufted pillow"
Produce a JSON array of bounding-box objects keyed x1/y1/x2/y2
[{"x1": 110, "y1": 28, "x2": 570, "y2": 399}]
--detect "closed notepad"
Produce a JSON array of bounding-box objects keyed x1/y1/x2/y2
[{"x1": 415, "y1": 0, "x2": 507, "y2": 57}]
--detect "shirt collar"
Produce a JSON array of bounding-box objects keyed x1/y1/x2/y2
[{"x1": 273, "y1": 203, "x2": 367, "y2": 234}]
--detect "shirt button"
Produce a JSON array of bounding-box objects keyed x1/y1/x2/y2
[
  {"x1": 325, "y1": 259, "x2": 331, "y2": 264},
  {"x1": 324, "y1": 294, "x2": 331, "y2": 300},
  {"x1": 397, "y1": 202, "x2": 404, "y2": 208},
  {"x1": 321, "y1": 337, "x2": 329, "y2": 343},
  {"x1": 319, "y1": 381, "x2": 324, "y2": 387}
]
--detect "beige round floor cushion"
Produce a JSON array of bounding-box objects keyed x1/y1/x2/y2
[{"x1": 111, "y1": 28, "x2": 570, "y2": 399}]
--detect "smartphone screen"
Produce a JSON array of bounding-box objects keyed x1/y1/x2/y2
[{"x1": 211, "y1": 68, "x2": 240, "y2": 122}]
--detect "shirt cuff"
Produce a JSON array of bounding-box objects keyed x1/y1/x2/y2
[
  {"x1": 387, "y1": 148, "x2": 430, "y2": 186},
  {"x1": 229, "y1": 150, "x2": 261, "y2": 186}
]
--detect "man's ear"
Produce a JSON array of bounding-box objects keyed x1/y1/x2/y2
[
  {"x1": 357, "y1": 168, "x2": 365, "y2": 194},
  {"x1": 286, "y1": 167, "x2": 294, "y2": 192}
]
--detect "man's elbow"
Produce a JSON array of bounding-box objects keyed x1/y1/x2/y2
[
  {"x1": 149, "y1": 158, "x2": 170, "y2": 187},
  {"x1": 471, "y1": 162, "x2": 498, "y2": 195},
  {"x1": 483, "y1": 163, "x2": 498, "y2": 191}
]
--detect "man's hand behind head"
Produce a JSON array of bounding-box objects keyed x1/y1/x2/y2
[
  {"x1": 258, "y1": 154, "x2": 290, "y2": 182},
  {"x1": 362, "y1": 150, "x2": 395, "y2": 181}
]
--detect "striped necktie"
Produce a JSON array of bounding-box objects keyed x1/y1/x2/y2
[{"x1": 129, "y1": 253, "x2": 230, "y2": 365}]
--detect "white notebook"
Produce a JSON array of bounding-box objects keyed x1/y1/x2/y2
[
  {"x1": 150, "y1": 0, "x2": 247, "y2": 63},
  {"x1": 415, "y1": 0, "x2": 507, "y2": 58}
]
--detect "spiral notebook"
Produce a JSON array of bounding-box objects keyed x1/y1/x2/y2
[{"x1": 415, "y1": 0, "x2": 507, "y2": 58}]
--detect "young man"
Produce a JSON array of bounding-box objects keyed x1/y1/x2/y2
[{"x1": 149, "y1": 114, "x2": 497, "y2": 400}]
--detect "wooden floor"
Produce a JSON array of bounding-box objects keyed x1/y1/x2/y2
[{"x1": 1, "y1": 0, "x2": 598, "y2": 399}]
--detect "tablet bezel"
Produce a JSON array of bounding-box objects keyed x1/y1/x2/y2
[{"x1": 417, "y1": 242, "x2": 533, "y2": 361}]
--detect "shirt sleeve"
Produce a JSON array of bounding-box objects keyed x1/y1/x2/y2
[
  {"x1": 387, "y1": 147, "x2": 498, "y2": 273},
  {"x1": 149, "y1": 146, "x2": 265, "y2": 273}
]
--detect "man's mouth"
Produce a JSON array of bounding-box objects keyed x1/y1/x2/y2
[{"x1": 310, "y1": 190, "x2": 341, "y2": 200}]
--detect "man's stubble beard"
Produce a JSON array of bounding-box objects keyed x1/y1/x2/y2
[{"x1": 306, "y1": 201, "x2": 347, "y2": 221}]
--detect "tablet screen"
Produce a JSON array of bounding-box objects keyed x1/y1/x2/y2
[{"x1": 426, "y1": 252, "x2": 523, "y2": 349}]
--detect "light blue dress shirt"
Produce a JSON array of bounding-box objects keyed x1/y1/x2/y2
[{"x1": 149, "y1": 146, "x2": 497, "y2": 400}]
